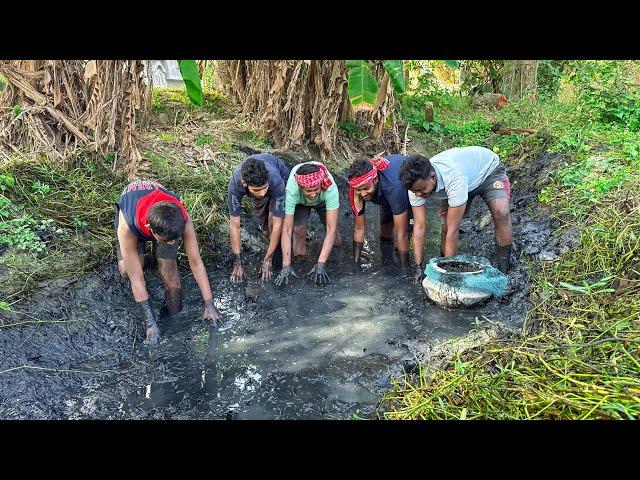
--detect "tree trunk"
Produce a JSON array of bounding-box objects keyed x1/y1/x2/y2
[
  {"x1": 0, "y1": 60, "x2": 150, "y2": 178},
  {"x1": 501, "y1": 60, "x2": 539, "y2": 100},
  {"x1": 215, "y1": 60, "x2": 397, "y2": 159}
]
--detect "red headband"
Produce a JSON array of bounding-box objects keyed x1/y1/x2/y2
[
  {"x1": 348, "y1": 156, "x2": 390, "y2": 215},
  {"x1": 294, "y1": 163, "x2": 333, "y2": 190}
]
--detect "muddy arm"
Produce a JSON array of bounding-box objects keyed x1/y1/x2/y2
[
  {"x1": 318, "y1": 208, "x2": 338, "y2": 264},
  {"x1": 411, "y1": 205, "x2": 427, "y2": 266},
  {"x1": 353, "y1": 213, "x2": 365, "y2": 243},
  {"x1": 393, "y1": 211, "x2": 410, "y2": 253},
  {"x1": 443, "y1": 204, "x2": 466, "y2": 256},
  {"x1": 118, "y1": 220, "x2": 148, "y2": 302},
  {"x1": 264, "y1": 215, "x2": 283, "y2": 262},
  {"x1": 229, "y1": 215, "x2": 241, "y2": 255},
  {"x1": 183, "y1": 219, "x2": 213, "y2": 302},
  {"x1": 280, "y1": 213, "x2": 294, "y2": 267}
]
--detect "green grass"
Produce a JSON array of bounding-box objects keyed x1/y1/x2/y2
[
  {"x1": 379, "y1": 90, "x2": 640, "y2": 420},
  {"x1": 152, "y1": 87, "x2": 228, "y2": 116}
]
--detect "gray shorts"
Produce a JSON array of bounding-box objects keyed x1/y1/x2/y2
[
  {"x1": 293, "y1": 203, "x2": 328, "y2": 227},
  {"x1": 114, "y1": 209, "x2": 180, "y2": 261},
  {"x1": 435, "y1": 164, "x2": 511, "y2": 216}
]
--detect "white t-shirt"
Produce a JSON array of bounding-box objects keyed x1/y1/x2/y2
[{"x1": 409, "y1": 146, "x2": 500, "y2": 208}]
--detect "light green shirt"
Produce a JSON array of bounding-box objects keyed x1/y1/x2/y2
[{"x1": 285, "y1": 162, "x2": 340, "y2": 215}]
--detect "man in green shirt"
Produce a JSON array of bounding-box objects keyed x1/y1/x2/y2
[{"x1": 274, "y1": 162, "x2": 341, "y2": 286}]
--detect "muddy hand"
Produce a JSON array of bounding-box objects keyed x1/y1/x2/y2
[
  {"x1": 138, "y1": 299, "x2": 160, "y2": 345},
  {"x1": 230, "y1": 263, "x2": 246, "y2": 285},
  {"x1": 261, "y1": 258, "x2": 273, "y2": 282},
  {"x1": 203, "y1": 298, "x2": 225, "y2": 327},
  {"x1": 274, "y1": 265, "x2": 298, "y2": 287},
  {"x1": 307, "y1": 262, "x2": 330, "y2": 285}
]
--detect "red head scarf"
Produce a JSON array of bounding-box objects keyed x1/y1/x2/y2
[
  {"x1": 294, "y1": 162, "x2": 333, "y2": 190},
  {"x1": 347, "y1": 156, "x2": 390, "y2": 216}
]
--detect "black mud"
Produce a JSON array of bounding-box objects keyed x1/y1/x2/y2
[{"x1": 0, "y1": 152, "x2": 574, "y2": 419}]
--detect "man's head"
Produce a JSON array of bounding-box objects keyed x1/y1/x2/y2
[
  {"x1": 400, "y1": 155, "x2": 437, "y2": 199},
  {"x1": 146, "y1": 201, "x2": 186, "y2": 245},
  {"x1": 241, "y1": 157, "x2": 269, "y2": 198},
  {"x1": 346, "y1": 157, "x2": 379, "y2": 202},
  {"x1": 295, "y1": 163, "x2": 323, "y2": 201}
]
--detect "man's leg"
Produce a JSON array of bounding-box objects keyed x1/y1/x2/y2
[
  {"x1": 379, "y1": 207, "x2": 394, "y2": 242},
  {"x1": 292, "y1": 205, "x2": 311, "y2": 259},
  {"x1": 479, "y1": 165, "x2": 513, "y2": 272},
  {"x1": 438, "y1": 203, "x2": 449, "y2": 257},
  {"x1": 155, "y1": 240, "x2": 182, "y2": 315}
]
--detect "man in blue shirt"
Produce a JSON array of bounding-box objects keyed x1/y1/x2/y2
[
  {"x1": 399, "y1": 146, "x2": 512, "y2": 280},
  {"x1": 227, "y1": 153, "x2": 289, "y2": 284},
  {"x1": 346, "y1": 155, "x2": 411, "y2": 268}
]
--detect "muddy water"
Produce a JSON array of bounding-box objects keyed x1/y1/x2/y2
[
  {"x1": 2, "y1": 150, "x2": 561, "y2": 420},
  {"x1": 118, "y1": 202, "x2": 482, "y2": 419}
]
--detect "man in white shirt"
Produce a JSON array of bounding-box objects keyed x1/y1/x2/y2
[{"x1": 399, "y1": 146, "x2": 513, "y2": 282}]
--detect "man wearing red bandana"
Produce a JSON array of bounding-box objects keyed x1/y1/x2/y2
[
  {"x1": 115, "y1": 179, "x2": 222, "y2": 345},
  {"x1": 274, "y1": 161, "x2": 341, "y2": 286},
  {"x1": 346, "y1": 155, "x2": 411, "y2": 268}
]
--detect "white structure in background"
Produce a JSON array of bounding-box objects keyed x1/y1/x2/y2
[{"x1": 149, "y1": 60, "x2": 185, "y2": 89}]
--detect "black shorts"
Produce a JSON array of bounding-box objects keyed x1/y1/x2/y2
[
  {"x1": 379, "y1": 205, "x2": 413, "y2": 226},
  {"x1": 293, "y1": 203, "x2": 328, "y2": 227},
  {"x1": 251, "y1": 195, "x2": 286, "y2": 233},
  {"x1": 114, "y1": 209, "x2": 179, "y2": 261}
]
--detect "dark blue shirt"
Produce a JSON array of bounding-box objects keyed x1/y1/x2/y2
[
  {"x1": 227, "y1": 153, "x2": 290, "y2": 217},
  {"x1": 364, "y1": 154, "x2": 409, "y2": 216}
]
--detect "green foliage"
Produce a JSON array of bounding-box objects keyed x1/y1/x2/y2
[
  {"x1": 0, "y1": 74, "x2": 6, "y2": 91},
  {"x1": 444, "y1": 60, "x2": 460, "y2": 69},
  {"x1": 0, "y1": 173, "x2": 15, "y2": 191},
  {"x1": 382, "y1": 60, "x2": 406, "y2": 93},
  {"x1": 196, "y1": 135, "x2": 214, "y2": 146},
  {"x1": 159, "y1": 132, "x2": 178, "y2": 142},
  {"x1": 31, "y1": 180, "x2": 51, "y2": 195},
  {"x1": 177, "y1": 60, "x2": 203, "y2": 107},
  {"x1": 12, "y1": 105, "x2": 22, "y2": 117},
  {"x1": 537, "y1": 60, "x2": 566, "y2": 100},
  {"x1": 566, "y1": 60, "x2": 640, "y2": 130},
  {"x1": 346, "y1": 60, "x2": 378, "y2": 109},
  {"x1": 0, "y1": 301, "x2": 10, "y2": 311},
  {"x1": 459, "y1": 60, "x2": 504, "y2": 95},
  {"x1": 338, "y1": 120, "x2": 366, "y2": 139},
  {"x1": 242, "y1": 131, "x2": 271, "y2": 149}
]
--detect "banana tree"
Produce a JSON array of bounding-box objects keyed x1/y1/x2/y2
[
  {"x1": 177, "y1": 60, "x2": 203, "y2": 106},
  {"x1": 346, "y1": 60, "x2": 406, "y2": 110}
]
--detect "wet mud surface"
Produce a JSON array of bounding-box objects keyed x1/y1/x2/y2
[{"x1": 0, "y1": 152, "x2": 573, "y2": 419}]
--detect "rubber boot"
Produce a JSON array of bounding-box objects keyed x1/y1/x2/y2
[{"x1": 496, "y1": 244, "x2": 512, "y2": 274}]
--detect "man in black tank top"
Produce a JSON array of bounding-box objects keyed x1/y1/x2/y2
[{"x1": 115, "y1": 179, "x2": 222, "y2": 345}]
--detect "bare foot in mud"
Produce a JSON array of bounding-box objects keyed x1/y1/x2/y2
[{"x1": 145, "y1": 321, "x2": 160, "y2": 345}]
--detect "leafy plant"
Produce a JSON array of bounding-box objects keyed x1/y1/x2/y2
[
  {"x1": 346, "y1": 60, "x2": 379, "y2": 110},
  {"x1": 0, "y1": 173, "x2": 15, "y2": 192},
  {"x1": 177, "y1": 60, "x2": 203, "y2": 107},
  {"x1": 346, "y1": 60, "x2": 406, "y2": 110},
  {"x1": 196, "y1": 135, "x2": 214, "y2": 146},
  {"x1": 31, "y1": 180, "x2": 51, "y2": 195}
]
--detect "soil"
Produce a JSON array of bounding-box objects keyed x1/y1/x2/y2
[
  {"x1": 0, "y1": 149, "x2": 574, "y2": 419},
  {"x1": 437, "y1": 260, "x2": 484, "y2": 273}
]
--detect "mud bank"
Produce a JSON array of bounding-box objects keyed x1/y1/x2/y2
[{"x1": 0, "y1": 152, "x2": 571, "y2": 419}]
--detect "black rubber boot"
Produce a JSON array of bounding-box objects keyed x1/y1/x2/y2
[{"x1": 496, "y1": 244, "x2": 512, "y2": 274}]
